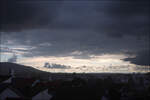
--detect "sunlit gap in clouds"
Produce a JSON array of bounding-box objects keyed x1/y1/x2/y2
[{"x1": 16, "y1": 54, "x2": 148, "y2": 73}]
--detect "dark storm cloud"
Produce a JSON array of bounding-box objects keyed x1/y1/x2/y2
[
  {"x1": 1, "y1": 0, "x2": 149, "y2": 41},
  {"x1": 1, "y1": 0, "x2": 149, "y2": 35},
  {"x1": 93, "y1": 0, "x2": 150, "y2": 38},
  {"x1": 2, "y1": 29, "x2": 146, "y2": 58},
  {"x1": 1, "y1": 0, "x2": 63, "y2": 31},
  {"x1": 106, "y1": 0, "x2": 149, "y2": 16},
  {"x1": 124, "y1": 50, "x2": 150, "y2": 66},
  {"x1": 1, "y1": 0, "x2": 149, "y2": 65}
]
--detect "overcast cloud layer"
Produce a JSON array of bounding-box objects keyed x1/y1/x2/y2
[{"x1": 0, "y1": 0, "x2": 150, "y2": 66}]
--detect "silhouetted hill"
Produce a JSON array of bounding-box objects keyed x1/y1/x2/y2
[{"x1": 0, "y1": 62, "x2": 49, "y2": 78}]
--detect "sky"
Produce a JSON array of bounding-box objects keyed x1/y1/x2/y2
[{"x1": 0, "y1": 0, "x2": 150, "y2": 73}]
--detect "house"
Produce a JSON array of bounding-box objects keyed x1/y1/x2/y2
[
  {"x1": 31, "y1": 81, "x2": 56, "y2": 100},
  {"x1": 0, "y1": 75, "x2": 11, "y2": 84},
  {"x1": 2, "y1": 77, "x2": 13, "y2": 84},
  {"x1": 1, "y1": 77, "x2": 37, "y2": 99},
  {"x1": 0, "y1": 84, "x2": 25, "y2": 100},
  {"x1": 32, "y1": 89, "x2": 52, "y2": 100},
  {"x1": 1, "y1": 69, "x2": 15, "y2": 84},
  {"x1": 0, "y1": 78, "x2": 52, "y2": 100},
  {"x1": 11, "y1": 78, "x2": 37, "y2": 99}
]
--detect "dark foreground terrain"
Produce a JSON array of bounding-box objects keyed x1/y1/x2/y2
[{"x1": 0, "y1": 62, "x2": 150, "y2": 100}]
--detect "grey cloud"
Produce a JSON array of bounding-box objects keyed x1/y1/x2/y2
[
  {"x1": 0, "y1": 0, "x2": 149, "y2": 65},
  {"x1": 0, "y1": 47, "x2": 13, "y2": 53},
  {"x1": 1, "y1": 0, "x2": 149, "y2": 35},
  {"x1": 124, "y1": 50, "x2": 150, "y2": 66},
  {"x1": 1, "y1": 0, "x2": 63, "y2": 32},
  {"x1": 107, "y1": 0, "x2": 149, "y2": 17},
  {"x1": 8, "y1": 54, "x2": 17, "y2": 63},
  {"x1": 5, "y1": 29, "x2": 146, "y2": 58},
  {"x1": 1, "y1": 0, "x2": 149, "y2": 40},
  {"x1": 95, "y1": 0, "x2": 150, "y2": 38}
]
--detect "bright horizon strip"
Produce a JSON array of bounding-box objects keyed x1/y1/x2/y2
[
  {"x1": 16, "y1": 55, "x2": 149, "y2": 73},
  {"x1": 1, "y1": 52, "x2": 149, "y2": 73}
]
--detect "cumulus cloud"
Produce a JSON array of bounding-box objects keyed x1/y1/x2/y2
[{"x1": 43, "y1": 62, "x2": 70, "y2": 69}]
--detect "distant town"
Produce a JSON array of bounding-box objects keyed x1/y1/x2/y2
[{"x1": 0, "y1": 62, "x2": 150, "y2": 100}]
